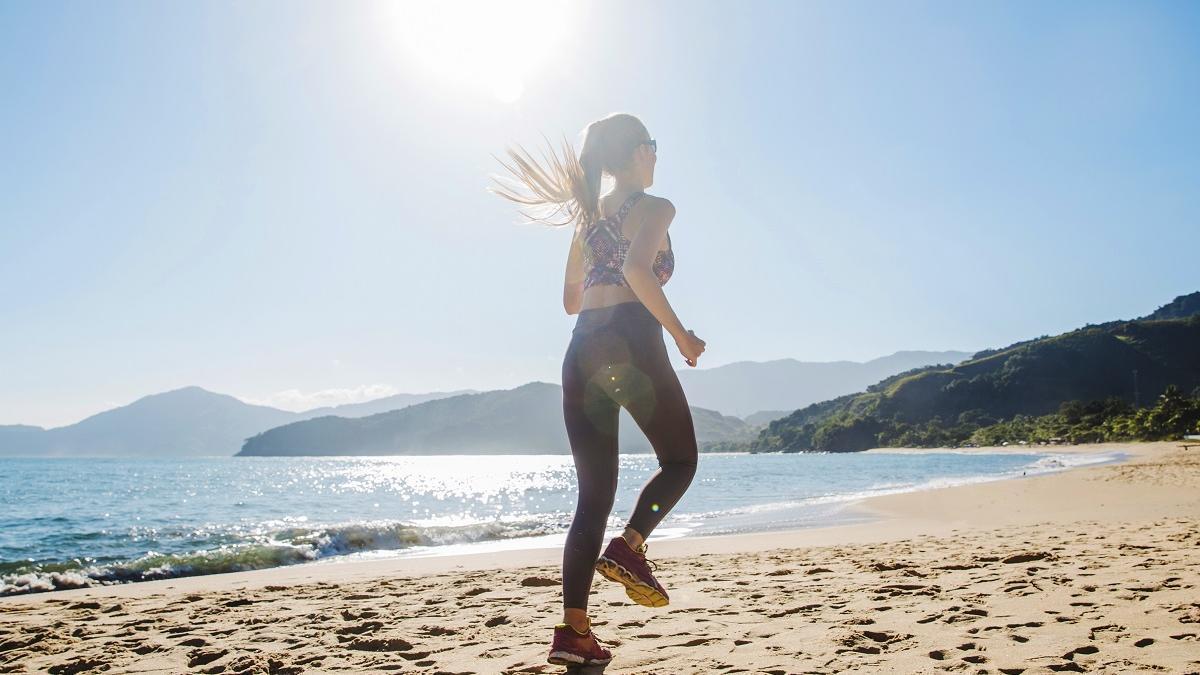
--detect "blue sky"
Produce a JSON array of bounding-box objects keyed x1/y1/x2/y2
[{"x1": 2, "y1": 0, "x2": 1197, "y2": 427}]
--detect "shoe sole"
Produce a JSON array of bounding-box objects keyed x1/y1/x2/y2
[
  {"x1": 548, "y1": 651, "x2": 612, "y2": 666},
  {"x1": 594, "y1": 556, "x2": 669, "y2": 607}
]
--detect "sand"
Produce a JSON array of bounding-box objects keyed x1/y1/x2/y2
[{"x1": 1, "y1": 441, "x2": 1197, "y2": 674}]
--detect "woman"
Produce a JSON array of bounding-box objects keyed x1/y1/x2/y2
[{"x1": 493, "y1": 112, "x2": 706, "y2": 667}]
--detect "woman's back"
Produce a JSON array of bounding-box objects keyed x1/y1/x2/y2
[{"x1": 579, "y1": 191, "x2": 674, "y2": 309}]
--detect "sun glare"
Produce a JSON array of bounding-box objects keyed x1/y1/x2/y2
[{"x1": 389, "y1": 0, "x2": 575, "y2": 103}]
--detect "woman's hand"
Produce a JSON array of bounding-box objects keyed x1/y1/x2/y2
[{"x1": 674, "y1": 329, "x2": 706, "y2": 367}]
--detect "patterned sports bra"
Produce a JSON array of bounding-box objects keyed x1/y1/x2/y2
[{"x1": 581, "y1": 191, "x2": 674, "y2": 290}]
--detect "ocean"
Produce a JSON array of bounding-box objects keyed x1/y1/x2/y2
[{"x1": 0, "y1": 450, "x2": 1122, "y2": 596}]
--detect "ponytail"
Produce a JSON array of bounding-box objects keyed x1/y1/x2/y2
[
  {"x1": 491, "y1": 113, "x2": 647, "y2": 230},
  {"x1": 576, "y1": 120, "x2": 606, "y2": 228}
]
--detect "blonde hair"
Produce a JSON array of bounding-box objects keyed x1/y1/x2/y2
[{"x1": 490, "y1": 113, "x2": 649, "y2": 229}]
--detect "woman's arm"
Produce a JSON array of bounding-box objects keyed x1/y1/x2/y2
[
  {"x1": 622, "y1": 197, "x2": 687, "y2": 341},
  {"x1": 563, "y1": 224, "x2": 585, "y2": 315}
]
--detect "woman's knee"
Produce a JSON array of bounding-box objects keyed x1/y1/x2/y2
[
  {"x1": 576, "y1": 486, "x2": 617, "y2": 520},
  {"x1": 662, "y1": 431, "x2": 698, "y2": 470},
  {"x1": 662, "y1": 452, "x2": 698, "y2": 480}
]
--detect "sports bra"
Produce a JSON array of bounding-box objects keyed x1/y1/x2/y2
[{"x1": 581, "y1": 191, "x2": 674, "y2": 290}]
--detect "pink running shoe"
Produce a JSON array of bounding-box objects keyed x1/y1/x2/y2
[
  {"x1": 547, "y1": 622, "x2": 613, "y2": 666},
  {"x1": 594, "y1": 536, "x2": 669, "y2": 607}
]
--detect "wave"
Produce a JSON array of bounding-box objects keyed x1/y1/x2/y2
[
  {"x1": 1019, "y1": 451, "x2": 1124, "y2": 474},
  {"x1": 0, "y1": 517, "x2": 559, "y2": 597}
]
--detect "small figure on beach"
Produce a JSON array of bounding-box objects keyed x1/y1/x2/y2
[{"x1": 493, "y1": 112, "x2": 706, "y2": 667}]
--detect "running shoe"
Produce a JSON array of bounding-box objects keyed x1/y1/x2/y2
[
  {"x1": 594, "y1": 536, "x2": 669, "y2": 607},
  {"x1": 547, "y1": 622, "x2": 613, "y2": 666}
]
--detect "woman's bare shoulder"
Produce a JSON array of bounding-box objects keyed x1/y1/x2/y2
[{"x1": 638, "y1": 193, "x2": 676, "y2": 219}]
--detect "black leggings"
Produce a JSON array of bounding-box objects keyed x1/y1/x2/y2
[{"x1": 560, "y1": 300, "x2": 699, "y2": 611}]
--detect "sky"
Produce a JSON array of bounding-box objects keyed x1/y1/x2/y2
[{"x1": 1, "y1": 0, "x2": 1197, "y2": 428}]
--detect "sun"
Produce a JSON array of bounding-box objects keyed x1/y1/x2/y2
[{"x1": 387, "y1": 0, "x2": 575, "y2": 103}]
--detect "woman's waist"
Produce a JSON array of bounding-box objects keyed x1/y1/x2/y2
[
  {"x1": 572, "y1": 299, "x2": 658, "y2": 334},
  {"x1": 580, "y1": 282, "x2": 639, "y2": 308}
]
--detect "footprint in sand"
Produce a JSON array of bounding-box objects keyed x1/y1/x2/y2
[
  {"x1": 187, "y1": 647, "x2": 228, "y2": 667},
  {"x1": 344, "y1": 637, "x2": 414, "y2": 652},
  {"x1": 46, "y1": 657, "x2": 109, "y2": 675},
  {"x1": 1088, "y1": 624, "x2": 1127, "y2": 642},
  {"x1": 1060, "y1": 644, "x2": 1099, "y2": 664},
  {"x1": 335, "y1": 621, "x2": 383, "y2": 635},
  {"x1": 837, "y1": 629, "x2": 911, "y2": 655}
]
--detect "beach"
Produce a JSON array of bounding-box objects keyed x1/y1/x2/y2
[{"x1": 1, "y1": 440, "x2": 1197, "y2": 674}]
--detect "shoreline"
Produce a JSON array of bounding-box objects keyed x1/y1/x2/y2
[
  {"x1": 3, "y1": 440, "x2": 1196, "y2": 673},
  {"x1": 0, "y1": 442, "x2": 1152, "y2": 603},
  {"x1": 863, "y1": 439, "x2": 1165, "y2": 458}
]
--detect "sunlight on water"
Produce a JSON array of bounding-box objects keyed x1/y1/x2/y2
[
  {"x1": 0, "y1": 451, "x2": 1123, "y2": 595},
  {"x1": 336, "y1": 455, "x2": 574, "y2": 500}
]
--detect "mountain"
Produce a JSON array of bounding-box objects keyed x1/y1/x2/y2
[
  {"x1": 1, "y1": 348, "x2": 958, "y2": 458},
  {"x1": 237, "y1": 382, "x2": 754, "y2": 456},
  {"x1": 4, "y1": 387, "x2": 299, "y2": 458},
  {"x1": 237, "y1": 382, "x2": 567, "y2": 456},
  {"x1": 0, "y1": 387, "x2": 470, "y2": 458},
  {"x1": 742, "y1": 410, "x2": 793, "y2": 427},
  {"x1": 674, "y1": 350, "x2": 973, "y2": 417},
  {"x1": 1140, "y1": 291, "x2": 1200, "y2": 321},
  {"x1": 751, "y1": 294, "x2": 1200, "y2": 453},
  {"x1": 0, "y1": 425, "x2": 47, "y2": 456},
  {"x1": 303, "y1": 390, "x2": 479, "y2": 418}
]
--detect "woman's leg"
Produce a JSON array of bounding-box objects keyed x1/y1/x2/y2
[
  {"x1": 560, "y1": 333, "x2": 622, "y2": 620},
  {"x1": 622, "y1": 328, "x2": 699, "y2": 541}
]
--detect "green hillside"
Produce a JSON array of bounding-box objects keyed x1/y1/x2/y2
[{"x1": 749, "y1": 293, "x2": 1200, "y2": 453}]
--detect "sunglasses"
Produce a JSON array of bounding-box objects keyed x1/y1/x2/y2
[{"x1": 638, "y1": 139, "x2": 657, "y2": 153}]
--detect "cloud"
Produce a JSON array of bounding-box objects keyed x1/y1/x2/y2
[{"x1": 244, "y1": 384, "x2": 399, "y2": 412}]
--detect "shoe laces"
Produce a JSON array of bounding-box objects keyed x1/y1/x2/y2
[
  {"x1": 634, "y1": 542, "x2": 659, "y2": 572},
  {"x1": 578, "y1": 626, "x2": 609, "y2": 649}
]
